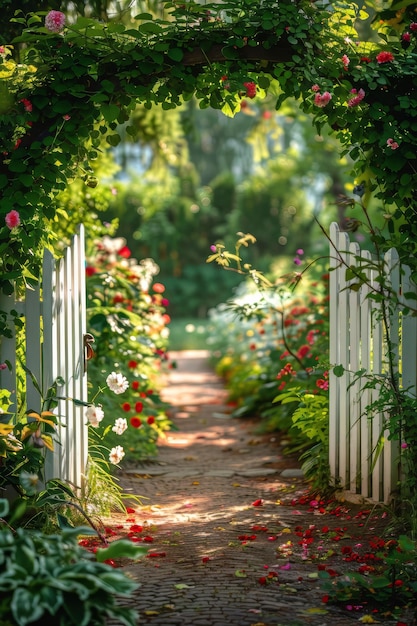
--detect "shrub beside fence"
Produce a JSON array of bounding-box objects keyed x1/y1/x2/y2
[{"x1": 329, "y1": 222, "x2": 417, "y2": 503}]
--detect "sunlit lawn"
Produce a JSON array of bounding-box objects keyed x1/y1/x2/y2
[{"x1": 167, "y1": 318, "x2": 213, "y2": 351}]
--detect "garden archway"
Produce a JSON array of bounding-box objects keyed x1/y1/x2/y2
[{"x1": 1, "y1": 0, "x2": 417, "y2": 298}]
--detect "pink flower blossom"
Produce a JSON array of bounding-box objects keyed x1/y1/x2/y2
[
  {"x1": 20, "y1": 98, "x2": 32, "y2": 112},
  {"x1": 402, "y1": 32, "x2": 411, "y2": 42},
  {"x1": 387, "y1": 138, "x2": 399, "y2": 150},
  {"x1": 314, "y1": 91, "x2": 332, "y2": 107},
  {"x1": 401, "y1": 442, "x2": 409, "y2": 449},
  {"x1": 45, "y1": 10, "x2": 66, "y2": 33},
  {"x1": 5, "y1": 210, "x2": 21, "y2": 229},
  {"x1": 341, "y1": 54, "x2": 350, "y2": 68},
  {"x1": 311, "y1": 84, "x2": 320, "y2": 92},
  {"x1": 410, "y1": 22, "x2": 417, "y2": 31},
  {"x1": 347, "y1": 88, "x2": 365, "y2": 107},
  {"x1": 376, "y1": 51, "x2": 394, "y2": 63}
]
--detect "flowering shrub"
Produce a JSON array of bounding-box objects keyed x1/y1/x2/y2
[
  {"x1": 207, "y1": 258, "x2": 330, "y2": 490},
  {"x1": 85, "y1": 234, "x2": 173, "y2": 470}
]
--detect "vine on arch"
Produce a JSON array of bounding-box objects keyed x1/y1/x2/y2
[{"x1": 0, "y1": 0, "x2": 417, "y2": 297}]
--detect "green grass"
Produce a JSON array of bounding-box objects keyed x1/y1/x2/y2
[{"x1": 167, "y1": 317, "x2": 213, "y2": 351}]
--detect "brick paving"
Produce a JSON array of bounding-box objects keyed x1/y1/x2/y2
[{"x1": 106, "y1": 350, "x2": 414, "y2": 626}]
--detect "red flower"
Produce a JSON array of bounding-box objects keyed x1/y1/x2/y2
[
  {"x1": 131, "y1": 381, "x2": 139, "y2": 390},
  {"x1": 20, "y1": 98, "x2": 33, "y2": 112},
  {"x1": 118, "y1": 245, "x2": 131, "y2": 258},
  {"x1": 243, "y1": 81, "x2": 257, "y2": 98},
  {"x1": 297, "y1": 345, "x2": 310, "y2": 359},
  {"x1": 122, "y1": 403, "x2": 131, "y2": 412},
  {"x1": 130, "y1": 416, "x2": 142, "y2": 428},
  {"x1": 128, "y1": 360, "x2": 138, "y2": 369},
  {"x1": 135, "y1": 401, "x2": 143, "y2": 413},
  {"x1": 147, "y1": 416, "x2": 155, "y2": 425},
  {"x1": 376, "y1": 51, "x2": 394, "y2": 63},
  {"x1": 85, "y1": 266, "x2": 96, "y2": 277}
]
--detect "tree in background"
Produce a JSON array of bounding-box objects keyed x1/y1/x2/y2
[{"x1": 100, "y1": 96, "x2": 350, "y2": 317}]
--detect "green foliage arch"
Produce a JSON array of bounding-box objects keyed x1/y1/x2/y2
[{"x1": 1, "y1": 0, "x2": 417, "y2": 294}]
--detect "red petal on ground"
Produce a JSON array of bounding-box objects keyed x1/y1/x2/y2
[{"x1": 252, "y1": 499, "x2": 263, "y2": 507}]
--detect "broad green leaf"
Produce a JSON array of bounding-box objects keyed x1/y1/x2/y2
[
  {"x1": 167, "y1": 48, "x2": 183, "y2": 62},
  {"x1": 96, "y1": 540, "x2": 148, "y2": 562}
]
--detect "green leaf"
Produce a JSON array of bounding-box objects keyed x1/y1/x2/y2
[
  {"x1": 12, "y1": 588, "x2": 44, "y2": 625},
  {"x1": 139, "y1": 22, "x2": 164, "y2": 34},
  {"x1": 0, "y1": 498, "x2": 9, "y2": 517},
  {"x1": 134, "y1": 13, "x2": 153, "y2": 20},
  {"x1": 96, "y1": 540, "x2": 148, "y2": 562},
  {"x1": 167, "y1": 47, "x2": 184, "y2": 62},
  {"x1": 221, "y1": 46, "x2": 238, "y2": 60},
  {"x1": 235, "y1": 569, "x2": 247, "y2": 577},
  {"x1": 106, "y1": 133, "x2": 121, "y2": 147},
  {"x1": 333, "y1": 365, "x2": 345, "y2": 377},
  {"x1": 101, "y1": 104, "x2": 120, "y2": 122}
]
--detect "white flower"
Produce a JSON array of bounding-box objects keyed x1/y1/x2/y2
[
  {"x1": 109, "y1": 445, "x2": 125, "y2": 465},
  {"x1": 106, "y1": 372, "x2": 129, "y2": 394},
  {"x1": 20, "y1": 471, "x2": 40, "y2": 494},
  {"x1": 85, "y1": 404, "x2": 104, "y2": 427},
  {"x1": 112, "y1": 417, "x2": 128, "y2": 435}
]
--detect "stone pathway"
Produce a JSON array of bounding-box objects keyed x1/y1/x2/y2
[{"x1": 106, "y1": 351, "x2": 413, "y2": 626}]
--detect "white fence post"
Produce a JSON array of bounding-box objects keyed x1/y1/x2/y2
[
  {"x1": 329, "y1": 222, "x2": 417, "y2": 503},
  {"x1": 43, "y1": 226, "x2": 88, "y2": 493},
  {"x1": 0, "y1": 226, "x2": 88, "y2": 495}
]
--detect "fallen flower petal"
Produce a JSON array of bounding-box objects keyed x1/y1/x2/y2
[{"x1": 252, "y1": 499, "x2": 264, "y2": 507}]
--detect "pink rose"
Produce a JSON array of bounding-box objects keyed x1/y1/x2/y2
[
  {"x1": 314, "y1": 91, "x2": 332, "y2": 107},
  {"x1": 5, "y1": 210, "x2": 21, "y2": 229},
  {"x1": 45, "y1": 10, "x2": 66, "y2": 33}
]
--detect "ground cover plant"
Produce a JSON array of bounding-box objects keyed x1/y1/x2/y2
[{"x1": 0, "y1": 497, "x2": 146, "y2": 626}]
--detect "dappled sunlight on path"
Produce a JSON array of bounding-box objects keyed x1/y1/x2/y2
[{"x1": 105, "y1": 351, "x2": 413, "y2": 626}]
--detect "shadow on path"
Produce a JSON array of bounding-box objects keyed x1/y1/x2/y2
[{"x1": 106, "y1": 351, "x2": 409, "y2": 626}]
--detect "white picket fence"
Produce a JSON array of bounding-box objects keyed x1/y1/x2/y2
[
  {"x1": 0, "y1": 227, "x2": 88, "y2": 493},
  {"x1": 329, "y1": 222, "x2": 417, "y2": 503}
]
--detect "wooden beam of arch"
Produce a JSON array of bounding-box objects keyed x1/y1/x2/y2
[{"x1": 181, "y1": 42, "x2": 295, "y2": 66}]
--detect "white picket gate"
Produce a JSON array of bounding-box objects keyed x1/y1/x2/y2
[
  {"x1": 0, "y1": 227, "x2": 88, "y2": 493},
  {"x1": 329, "y1": 222, "x2": 417, "y2": 503}
]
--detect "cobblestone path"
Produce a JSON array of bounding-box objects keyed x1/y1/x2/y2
[{"x1": 106, "y1": 351, "x2": 413, "y2": 626}]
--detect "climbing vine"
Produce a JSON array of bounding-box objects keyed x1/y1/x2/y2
[{"x1": 1, "y1": 0, "x2": 417, "y2": 297}]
